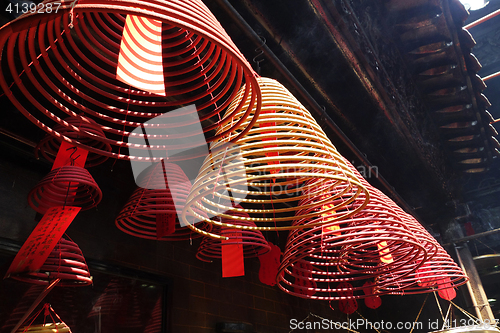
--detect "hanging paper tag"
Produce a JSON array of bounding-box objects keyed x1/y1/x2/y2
[
  {"x1": 362, "y1": 281, "x2": 382, "y2": 309},
  {"x1": 320, "y1": 195, "x2": 341, "y2": 236},
  {"x1": 156, "y1": 211, "x2": 176, "y2": 238},
  {"x1": 375, "y1": 229, "x2": 393, "y2": 264},
  {"x1": 258, "y1": 242, "x2": 281, "y2": 286},
  {"x1": 156, "y1": 191, "x2": 176, "y2": 239},
  {"x1": 117, "y1": 15, "x2": 166, "y2": 96},
  {"x1": 221, "y1": 230, "x2": 245, "y2": 278},
  {"x1": 464, "y1": 222, "x2": 475, "y2": 236},
  {"x1": 5, "y1": 206, "x2": 81, "y2": 277},
  {"x1": 337, "y1": 282, "x2": 358, "y2": 314},
  {"x1": 259, "y1": 109, "x2": 280, "y2": 177},
  {"x1": 437, "y1": 277, "x2": 456, "y2": 300},
  {"x1": 52, "y1": 141, "x2": 89, "y2": 170},
  {"x1": 293, "y1": 261, "x2": 316, "y2": 296},
  {"x1": 416, "y1": 263, "x2": 436, "y2": 287}
]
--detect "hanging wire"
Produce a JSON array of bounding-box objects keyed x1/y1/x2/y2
[
  {"x1": 409, "y1": 294, "x2": 429, "y2": 333},
  {"x1": 434, "y1": 291, "x2": 446, "y2": 323},
  {"x1": 252, "y1": 36, "x2": 266, "y2": 75}
]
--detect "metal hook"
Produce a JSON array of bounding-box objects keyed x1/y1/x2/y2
[
  {"x1": 252, "y1": 36, "x2": 267, "y2": 75},
  {"x1": 67, "y1": 146, "x2": 80, "y2": 166}
]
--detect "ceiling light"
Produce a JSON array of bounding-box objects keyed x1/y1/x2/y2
[{"x1": 460, "y1": 0, "x2": 489, "y2": 11}]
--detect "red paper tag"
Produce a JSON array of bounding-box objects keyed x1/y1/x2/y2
[
  {"x1": 258, "y1": 242, "x2": 281, "y2": 286},
  {"x1": 52, "y1": 141, "x2": 89, "y2": 170},
  {"x1": 156, "y1": 193, "x2": 176, "y2": 239},
  {"x1": 365, "y1": 295, "x2": 382, "y2": 309},
  {"x1": 5, "y1": 206, "x2": 81, "y2": 277},
  {"x1": 416, "y1": 263, "x2": 436, "y2": 287},
  {"x1": 221, "y1": 231, "x2": 245, "y2": 278},
  {"x1": 362, "y1": 281, "x2": 382, "y2": 309},
  {"x1": 259, "y1": 109, "x2": 280, "y2": 176},
  {"x1": 464, "y1": 222, "x2": 475, "y2": 236},
  {"x1": 437, "y1": 277, "x2": 456, "y2": 300},
  {"x1": 375, "y1": 229, "x2": 394, "y2": 264},
  {"x1": 293, "y1": 261, "x2": 316, "y2": 296},
  {"x1": 156, "y1": 212, "x2": 176, "y2": 238},
  {"x1": 337, "y1": 282, "x2": 358, "y2": 314},
  {"x1": 117, "y1": 15, "x2": 166, "y2": 96}
]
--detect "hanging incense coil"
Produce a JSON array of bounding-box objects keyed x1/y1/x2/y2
[
  {"x1": 116, "y1": 290, "x2": 143, "y2": 328},
  {"x1": 144, "y1": 297, "x2": 162, "y2": 333},
  {"x1": 16, "y1": 323, "x2": 72, "y2": 333},
  {"x1": 196, "y1": 207, "x2": 271, "y2": 262},
  {"x1": 115, "y1": 162, "x2": 211, "y2": 241},
  {"x1": 277, "y1": 182, "x2": 428, "y2": 300},
  {"x1": 181, "y1": 77, "x2": 369, "y2": 239},
  {"x1": 374, "y1": 193, "x2": 468, "y2": 294},
  {"x1": 11, "y1": 237, "x2": 92, "y2": 287},
  {"x1": 0, "y1": 0, "x2": 261, "y2": 162},
  {"x1": 1, "y1": 285, "x2": 46, "y2": 333},
  {"x1": 27, "y1": 166, "x2": 102, "y2": 214},
  {"x1": 35, "y1": 116, "x2": 111, "y2": 168},
  {"x1": 88, "y1": 279, "x2": 126, "y2": 320}
]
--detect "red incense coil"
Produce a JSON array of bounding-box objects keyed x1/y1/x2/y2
[
  {"x1": 196, "y1": 208, "x2": 271, "y2": 262},
  {"x1": 0, "y1": 0, "x2": 261, "y2": 161},
  {"x1": 27, "y1": 166, "x2": 102, "y2": 214},
  {"x1": 144, "y1": 297, "x2": 162, "y2": 333},
  {"x1": 11, "y1": 237, "x2": 92, "y2": 287},
  {"x1": 1, "y1": 285, "x2": 46, "y2": 333},
  {"x1": 116, "y1": 290, "x2": 143, "y2": 328},
  {"x1": 374, "y1": 194, "x2": 468, "y2": 295},
  {"x1": 277, "y1": 161, "x2": 432, "y2": 299},
  {"x1": 115, "y1": 162, "x2": 211, "y2": 241},
  {"x1": 35, "y1": 116, "x2": 111, "y2": 168},
  {"x1": 87, "y1": 279, "x2": 125, "y2": 319}
]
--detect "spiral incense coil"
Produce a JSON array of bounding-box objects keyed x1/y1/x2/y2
[
  {"x1": 11, "y1": 237, "x2": 92, "y2": 287},
  {"x1": 1, "y1": 285, "x2": 45, "y2": 333},
  {"x1": 116, "y1": 290, "x2": 143, "y2": 328},
  {"x1": 370, "y1": 189, "x2": 468, "y2": 294},
  {"x1": 342, "y1": 158, "x2": 439, "y2": 261},
  {"x1": 35, "y1": 116, "x2": 111, "y2": 168},
  {"x1": 27, "y1": 166, "x2": 102, "y2": 214},
  {"x1": 196, "y1": 208, "x2": 271, "y2": 262},
  {"x1": 115, "y1": 162, "x2": 211, "y2": 241},
  {"x1": 276, "y1": 185, "x2": 427, "y2": 300},
  {"x1": 16, "y1": 323, "x2": 72, "y2": 333},
  {"x1": 181, "y1": 78, "x2": 369, "y2": 239},
  {"x1": 88, "y1": 279, "x2": 126, "y2": 319},
  {"x1": 144, "y1": 298, "x2": 163, "y2": 333},
  {"x1": 0, "y1": 0, "x2": 261, "y2": 161}
]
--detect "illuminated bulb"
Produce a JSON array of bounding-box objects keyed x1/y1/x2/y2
[{"x1": 460, "y1": 0, "x2": 489, "y2": 10}]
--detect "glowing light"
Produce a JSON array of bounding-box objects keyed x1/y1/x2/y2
[{"x1": 460, "y1": 0, "x2": 489, "y2": 11}]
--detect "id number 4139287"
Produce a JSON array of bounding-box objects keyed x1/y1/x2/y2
[{"x1": 6, "y1": 2, "x2": 62, "y2": 14}]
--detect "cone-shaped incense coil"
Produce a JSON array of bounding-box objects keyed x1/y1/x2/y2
[
  {"x1": 374, "y1": 191, "x2": 468, "y2": 294},
  {"x1": 116, "y1": 162, "x2": 211, "y2": 240},
  {"x1": 196, "y1": 207, "x2": 271, "y2": 262},
  {"x1": 27, "y1": 166, "x2": 102, "y2": 214},
  {"x1": 181, "y1": 77, "x2": 369, "y2": 239},
  {"x1": 11, "y1": 237, "x2": 92, "y2": 287},
  {"x1": 35, "y1": 116, "x2": 111, "y2": 168},
  {"x1": 0, "y1": 0, "x2": 261, "y2": 161},
  {"x1": 277, "y1": 182, "x2": 427, "y2": 300},
  {"x1": 1, "y1": 285, "x2": 45, "y2": 332},
  {"x1": 144, "y1": 297, "x2": 162, "y2": 333}
]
